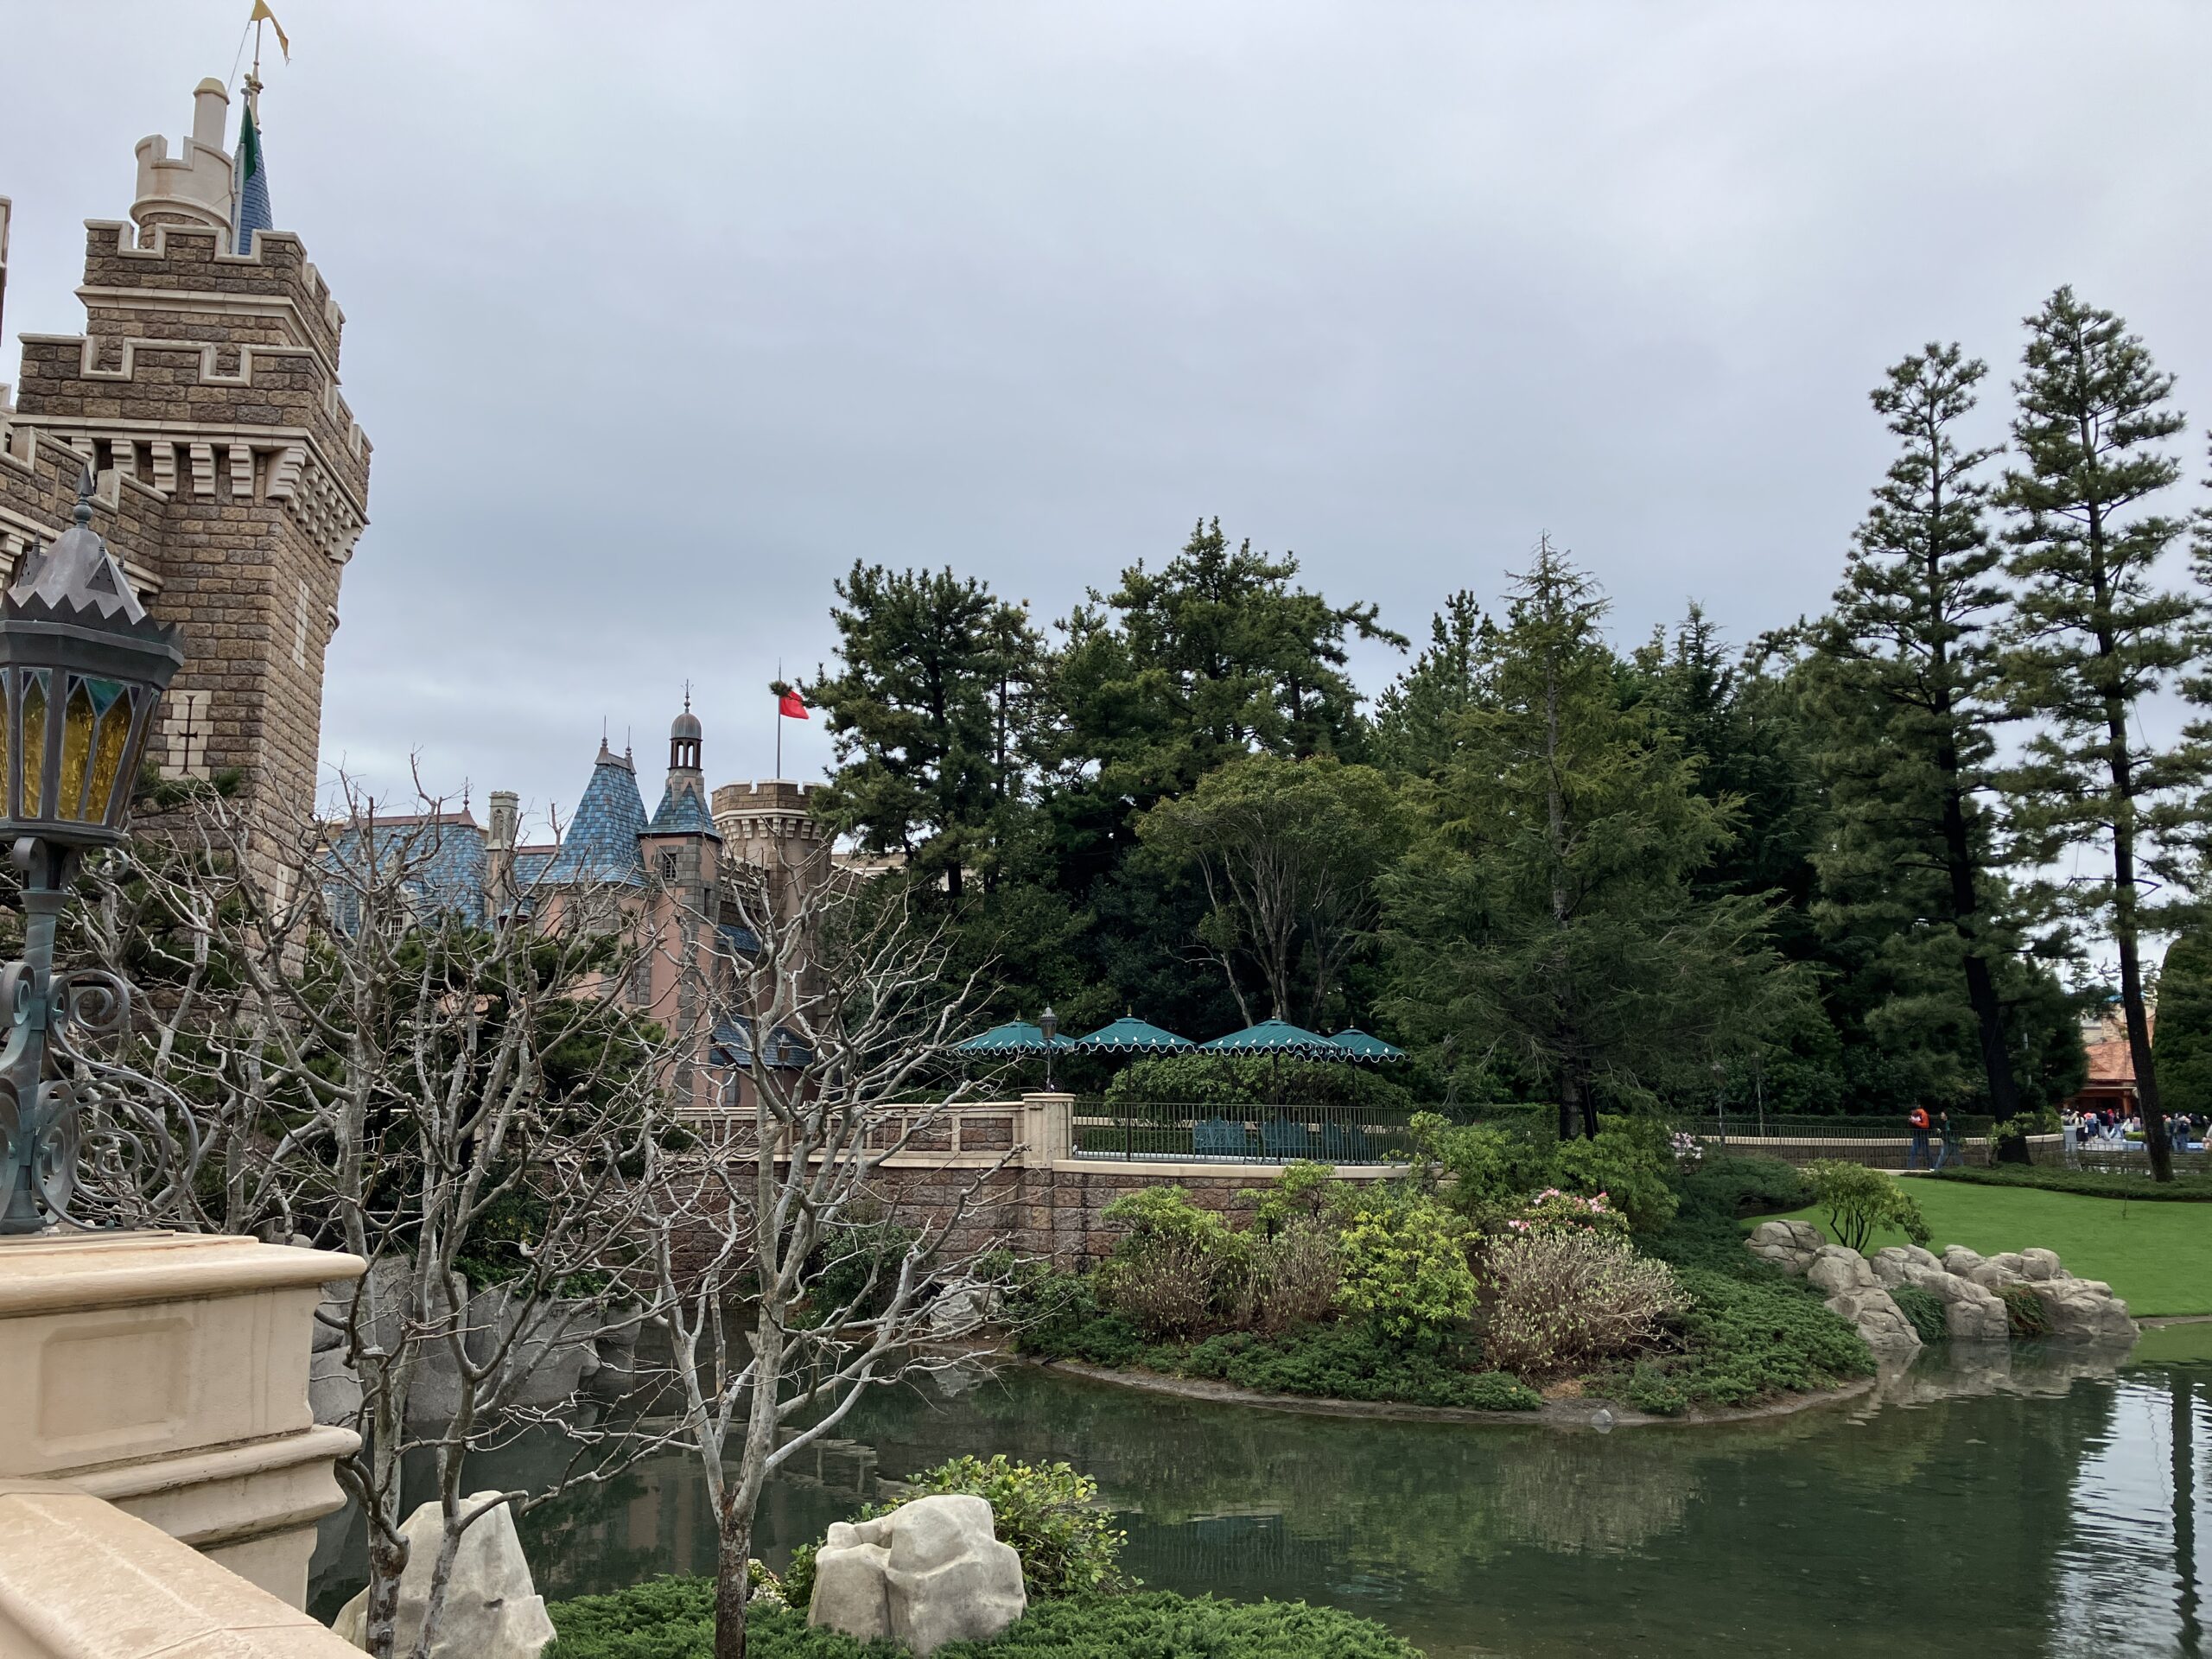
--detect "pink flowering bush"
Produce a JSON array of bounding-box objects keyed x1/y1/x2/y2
[
  {"x1": 1502, "y1": 1186, "x2": 1630, "y2": 1238},
  {"x1": 1479, "y1": 1230, "x2": 1685, "y2": 1378}
]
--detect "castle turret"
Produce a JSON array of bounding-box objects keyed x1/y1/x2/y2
[{"x1": 131, "y1": 79, "x2": 236, "y2": 237}]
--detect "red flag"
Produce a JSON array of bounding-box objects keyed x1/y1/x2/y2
[{"x1": 779, "y1": 690, "x2": 808, "y2": 720}]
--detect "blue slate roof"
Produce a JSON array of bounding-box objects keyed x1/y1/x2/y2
[
  {"x1": 647, "y1": 777, "x2": 719, "y2": 836},
  {"x1": 717, "y1": 922, "x2": 760, "y2": 957},
  {"x1": 512, "y1": 848, "x2": 556, "y2": 889},
  {"x1": 321, "y1": 813, "x2": 488, "y2": 931},
  {"x1": 543, "y1": 745, "x2": 647, "y2": 886}
]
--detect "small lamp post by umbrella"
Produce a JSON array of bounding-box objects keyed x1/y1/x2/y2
[
  {"x1": 1039, "y1": 1006, "x2": 1058, "y2": 1091},
  {"x1": 0, "y1": 472, "x2": 184, "y2": 1233}
]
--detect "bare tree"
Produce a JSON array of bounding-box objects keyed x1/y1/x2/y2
[
  {"x1": 67, "y1": 780, "x2": 685, "y2": 1659},
  {"x1": 617, "y1": 861, "x2": 1013, "y2": 1659}
]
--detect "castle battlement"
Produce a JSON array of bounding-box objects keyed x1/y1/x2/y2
[
  {"x1": 0, "y1": 75, "x2": 374, "y2": 831},
  {"x1": 711, "y1": 780, "x2": 827, "y2": 846}
]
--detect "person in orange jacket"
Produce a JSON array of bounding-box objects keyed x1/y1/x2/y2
[{"x1": 1906, "y1": 1105, "x2": 1932, "y2": 1171}]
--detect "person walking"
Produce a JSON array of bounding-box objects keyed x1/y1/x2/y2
[
  {"x1": 1934, "y1": 1109, "x2": 1964, "y2": 1170},
  {"x1": 1907, "y1": 1104, "x2": 1932, "y2": 1171}
]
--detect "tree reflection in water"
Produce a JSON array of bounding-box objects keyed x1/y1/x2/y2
[{"x1": 311, "y1": 1337, "x2": 2211, "y2": 1658}]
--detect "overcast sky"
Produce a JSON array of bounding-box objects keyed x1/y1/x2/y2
[{"x1": 6, "y1": 2, "x2": 2209, "y2": 836}]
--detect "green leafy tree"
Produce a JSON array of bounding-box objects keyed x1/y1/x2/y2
[
  {"x1": 1802, "y1": 1160, "x2": 1931, "y2": 1253},
  {"x1": 1136, "y1": 753, "x2": 1407, "y2": 1027},
  {"x1": 1812, "y1": 343, "x2": 2041, "y2": 1137},
  {"x1": 1382, "y1": 541, "x2": 1789, "y2": 1139},
  {"x1": 1997, "y1": 289, "x2": 2202, "y2": 1181},
  {"x1": 1044, "y1": 519, "x2": 1407, "y2": 1033},
  {"x1": 807, "y1": 563, "x2": 1045, "y2": 902}
]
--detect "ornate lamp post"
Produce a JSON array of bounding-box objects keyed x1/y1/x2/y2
[
  {"x1": 0, "y1": 472, "x2": 183, "y2": 1233},
  {"x1": 1038, "y1": 1005, "x2": 1058, "y2": 1092}
]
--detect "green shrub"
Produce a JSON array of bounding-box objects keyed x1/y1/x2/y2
[
  {"x1": 1670, "y1": 1153, "x2": 1810, "y2": 1221},
  {"x1": 1239, "y1": 1160, "x2": 1357, "y2": 1236},
  {"x1": 1007, "y1": 1270, "x2": 1144, "y2": 1366},
  {"x1": 1095, "y1": 1188, "x2": 1253, "y2": 1341},
  {"x1": 546, "y1": 1586, "x2": 1423, "y2": 1659},
  {"x1": 2001, "y1": 1282, "x2": 2052, "y2": 1338},
  {"x1": 1552, "y1": 1116, "x2": 1681, "y2": 1234},
  {"x1": 1406, "y1": 1114, "x2": 1559, "y2": 1222},
  {"x1": 1803, "y1": 1160, "x2": 1931, "y2": 1252},
  {"x1": 1478, "y1": 1230, "x2": 1684, "y2": 1377},
  {"x1": 1335, "y1": 1198, "x2": 1477, "y2": 1341},
  {"x1": 1610, "y1": 1267, "x2": 1874, "y2": 1413},
  {"x1": 1888, "y1": 1282, "x2": 1948, "y2": 1344},
  {"x1": 1160, "y1": 1322, "x2": 1540, "y2": 1411},
  {"x1": 883, "y1": 1457, "x2": 1131, "y2": 1600}
]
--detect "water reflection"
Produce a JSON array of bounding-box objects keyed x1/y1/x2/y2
[{"x1": 312, "y1": 1333, "x2": 2212, "y2": 1658}]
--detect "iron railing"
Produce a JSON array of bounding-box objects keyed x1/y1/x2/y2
[{"x1": 1071, "y1": 1099, "x2": 1416, "y2": 1166}]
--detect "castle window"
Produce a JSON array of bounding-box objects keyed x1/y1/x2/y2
[
  {"x1": 161, "y1": 689, "x2": 212, "y2": 780},
  {"x1": 658, "y1": 849, "x2": 679, "y2": 881},
  {"x1": 293, "y1": 581, "x2": 310, "y2": 669}
]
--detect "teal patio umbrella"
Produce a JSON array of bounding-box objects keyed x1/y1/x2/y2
[
  {"x1": 952, "y1": 1019, "x2": 1075, "y2": 1057},
  {"x1": 1330, "y1": 1028, "x2": 1406, "y2": 1064},
  {"x1": 1199, "y1": 1017, "x2": 1342, "y2": 1057},
  {"x1": 1074, "y1": 1015, "x2": 1193, "y2": 1054}
]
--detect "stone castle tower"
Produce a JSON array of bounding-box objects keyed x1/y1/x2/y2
[{"x1": 0, "y1": 78, "x2": 370, "y2": 825}]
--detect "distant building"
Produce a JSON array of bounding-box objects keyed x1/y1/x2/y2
[
  {"x1": 327, "y1": 704, "x2": 853, "y2": 1116},
  {"x1": 2069, "y1": 1006, "x2": 2151, "y2": 1117}
]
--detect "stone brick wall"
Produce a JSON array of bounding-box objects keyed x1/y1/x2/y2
[{"x1": 0, "y1": 202, "x2": 371, "y2": 841}]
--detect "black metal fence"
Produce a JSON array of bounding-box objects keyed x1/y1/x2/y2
[{"x1": 1071, "y1": 1099, "x2": 1416, "y2": 1166}]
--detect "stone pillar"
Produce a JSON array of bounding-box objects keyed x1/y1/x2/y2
[
  {"x1": 0, "y1": 1230, "x2": 365, "y2": 1609},
  {"x1": 1020, "y1": 1093, "x2": 1073, "y2": 1165}
]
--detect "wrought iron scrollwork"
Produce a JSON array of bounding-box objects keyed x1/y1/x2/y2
[{"x1": 0, "y1": 930, "x2": 204, "y2": 1231}]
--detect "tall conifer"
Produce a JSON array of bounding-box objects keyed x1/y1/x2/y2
[
  {"x1": 1998, "y1": 288, "x2": 2198, "y2": 1181},
  {"x1": 1815, "y1": 343, "x2": 2028, "y2": 1135}
]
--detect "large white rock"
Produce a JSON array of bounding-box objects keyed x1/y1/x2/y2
[
  {"x1": 1807, "y1": 1246, "x2": 1878, "y2": 1295},
  {"x1": 332, "y1": 1493, "x2": 555, "y2": 1659},
  {"x1": 1745, "y1": 1219, "x2": 1825, "y2": 1274},
  {"x1": 2024, "y1": 1276, "x2": 2139, "y2": 1344},
  {"x1": 809, "y1": 1493, "x2": 1027, "y2": 1656},
  {"x1": 1823, "y1": 1285, "x2": 1923, "y2": 1359},
  {"x1": 2018, "y1": 1248, "x2": 2063, "y2": 1283},
  {"x1": 1869, "y1": 1245, "x2": 1941, "y2": 1288}
]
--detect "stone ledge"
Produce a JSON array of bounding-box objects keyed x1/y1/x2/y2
[
  {"x1": 0, "y1": 1231, "x2": 363, "y2": 1317},
  {"x1": 0, "y1": 1482, "x2": 356, "y2": 1656}
]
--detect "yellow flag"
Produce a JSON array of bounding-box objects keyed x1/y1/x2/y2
[{"x1": 250, "y1": 0, "x2": 290, "y2": 64}]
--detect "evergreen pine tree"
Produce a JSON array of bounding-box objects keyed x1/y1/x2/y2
[
  {"x1": 807, "y1": 563, "x2": 1043, "y2": 903},
  {"x1": 1382, "y1": 540, "x2": 1786, "y2": 1140},
  {"x1": 1814, "y1": 343, "x2": 2036, "y2": 1139},
  {"x1": 1372, "y1": 592, "x2": 1491, "y2": 779},
  {"x1": 1998, "y1": 288, "x2": 2199, "y2": 1181}
]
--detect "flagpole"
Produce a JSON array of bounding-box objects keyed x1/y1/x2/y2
[{"x1": 775, "y1": 658, "x2": 784, "y2": 779}]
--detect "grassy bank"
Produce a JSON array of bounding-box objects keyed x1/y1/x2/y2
[{"x1": 1773, "y1": 1179, "x2": 2212, "y2": 1317}]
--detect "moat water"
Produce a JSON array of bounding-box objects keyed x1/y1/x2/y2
[{"x1": 311, "y1": 1325, "x2": 2212, "y2": 1657}]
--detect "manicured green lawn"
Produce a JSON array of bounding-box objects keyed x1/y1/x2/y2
[{"x1": 1770, "y1": 1179, "x2": 2212, "y2": 1318}]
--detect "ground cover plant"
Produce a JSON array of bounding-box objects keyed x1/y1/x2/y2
[
  {"x1": 1012, "y1": 1143, "x2": 1871, "y2": 1415},
  {"x1": 546, "y1": 1583, "x2": 1423, "y2": 1659},
  {"x1": 1772, "y1": 1179, "x2": 2212, "y2": 1316}
]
